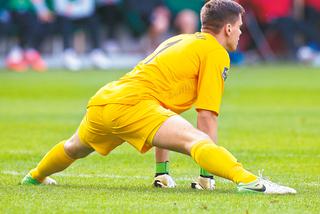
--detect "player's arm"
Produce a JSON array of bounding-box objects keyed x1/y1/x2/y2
[
  {"x1": 191, "y1": 49, "x2": 228, "y2": 188},
  {"x1": 197, "y1": 109, "x2": 218, "y2": 143},
  {"x1": 195, "y1": 50, "x2": 229, "y2": 143}
]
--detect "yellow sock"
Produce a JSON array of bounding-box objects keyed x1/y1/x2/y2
[
  {"x1": 30, "y1": 141, "x2": 75, "y2": 182},
  {"x1": 191, "y1": 140, "x2": 257, "y2": 184}
]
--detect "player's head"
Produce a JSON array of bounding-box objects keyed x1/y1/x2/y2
[{"x1": 200, "y1": 0, "x2": 244, "y2": 51}]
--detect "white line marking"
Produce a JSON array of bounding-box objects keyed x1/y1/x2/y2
[
  {"x1": 305, "y1": 182, "x2": 320, "y2": 187},
  {"x1": 1, "y1": 170, "x2": 232, "y2": 183},
  {"x1": 1, "y1": 170, "x2": 192, "y2": 181},
  {"x1": 1, "y1": 170, "x2": 151, "y2": 180},
  {"x1": 2, "y1": 150, "x2": 34, "y2": 155}
]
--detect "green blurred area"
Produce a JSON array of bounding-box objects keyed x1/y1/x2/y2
[{"x1": 0, "y1": 65, "x2": 319, "y2": 213}]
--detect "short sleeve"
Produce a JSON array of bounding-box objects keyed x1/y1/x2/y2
[{"x1": 194, "y1": 49, "x2": 230, "y2": 115}]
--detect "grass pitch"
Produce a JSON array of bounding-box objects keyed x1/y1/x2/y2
[{"x1": 0, "y1": 65, "x2": 319, "y2": 213}]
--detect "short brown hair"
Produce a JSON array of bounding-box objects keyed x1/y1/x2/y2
[{"x1": 201, "y1": 0, "x2": 244, "y2": 34}]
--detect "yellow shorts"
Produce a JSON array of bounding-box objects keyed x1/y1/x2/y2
[{"x1": 78, "y1": 100, "x2": 176, "y2": 155}]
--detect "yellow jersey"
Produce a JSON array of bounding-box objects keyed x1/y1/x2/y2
[{"x1": 88, "y1": 32, "x2": 230, "y2": 115}]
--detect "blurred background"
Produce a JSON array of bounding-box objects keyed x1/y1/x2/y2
[{"x1": 0, "y1": 0, "x2": 319, "y2": 72}]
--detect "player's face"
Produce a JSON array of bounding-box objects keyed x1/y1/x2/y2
[{"x1": 226, "y1": 15, "x2": 243, "y2": 51}]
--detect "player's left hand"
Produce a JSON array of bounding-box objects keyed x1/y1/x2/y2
[{"x1": 153, "y1": 174, "x2": 176, "y2": 188}]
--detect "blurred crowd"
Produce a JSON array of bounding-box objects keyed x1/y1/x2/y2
[
  {"x1": 0, "y1": 0, "x2": 319, "y2": 72},
  {"x1": 236, "y1": 0, "x2": 320, "y2": 66}
]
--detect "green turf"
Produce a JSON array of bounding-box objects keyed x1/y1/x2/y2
[{"x1": 0, "y1": 65, "x2": 319, "y2": 213}]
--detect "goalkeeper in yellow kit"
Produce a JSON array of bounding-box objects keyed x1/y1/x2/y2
[{"x1": 21, "y1": 0, "x2": 296, "y2": 194}]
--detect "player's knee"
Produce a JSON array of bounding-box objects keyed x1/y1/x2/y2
[
  {"x1": 64, "y1": 140, "x2": 81, "y2": 159},
  {"x1": 64, "y1": 135, "x2": 93, "y2": 159},
  {"x1": 184, "y1": 130, "x2": 211, "y2": 155},
  {"x1": 189, "y1": 139, "x2": 217, "y2": 158}
]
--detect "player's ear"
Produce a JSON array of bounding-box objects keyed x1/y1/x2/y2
[{"x1": 226, "y1": 24, "x2": 232, "y2": 36}]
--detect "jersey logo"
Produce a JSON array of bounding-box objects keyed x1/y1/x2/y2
[{"x1": 222, "y1": 67, "x2": 229, "y2": 81}]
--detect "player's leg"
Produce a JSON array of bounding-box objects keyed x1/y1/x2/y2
[
  {"x1": 152, "y1": 115, "x2": 296, "y2": 194},
  {"x1": 155, "y1": 148, "x2": 169, "y2": 178},
  {"x1": 21, "y1": 105, "x2": 123, "y2": 185},
  {"x1": 152, "y1": 115, "x2": 256, "y2": 183},
  {"x1": 21, "y1": 132, "x2": 94, "y2": 185}
]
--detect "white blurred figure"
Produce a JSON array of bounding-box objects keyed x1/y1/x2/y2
[
  {"x1": 312, "y1": 54, "x2": 320, "y2": 67},
  {"x1": 62, "y1": 49, "x2": 82, "y2": 71},
  {"x1": 297, "y1": 45, "x2": 320, "y2": 67},
  {"x1": 89, "y1": 48, "x2": 111, "y2": 69},
  {"x1": 54, "y1": 0, "x2": 111, "y2": 70},
  {"x1": 297, "y1": 46, "x2": 317, "y2": 63},
  {"x1": 96, "y1": 0, "x2": 122, "y2": 53}
]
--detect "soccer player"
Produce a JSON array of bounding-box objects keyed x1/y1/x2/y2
[{"x1": 21, "y1": 0, "x2": 296, "y2": 194}]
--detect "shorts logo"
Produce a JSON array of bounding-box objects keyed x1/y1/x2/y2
[{"x1": 222, "y1": 67, "x2": 229, "y2": 81}]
